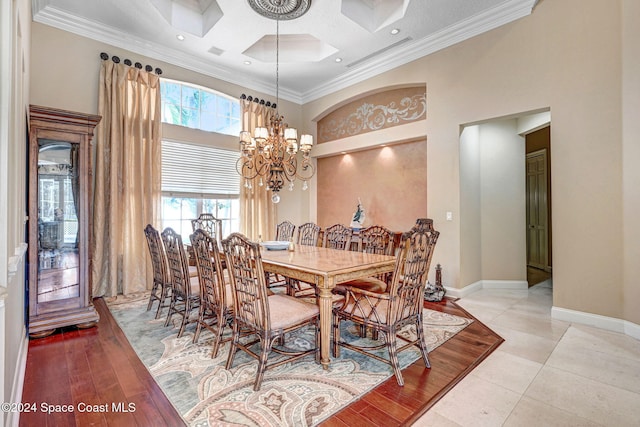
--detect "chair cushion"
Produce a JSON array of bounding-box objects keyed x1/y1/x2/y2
[
  {"x1": 298, "y1": 293, "x2": 345, "y2": 307},
  {"x1": 333, "y1": 277, "x2": 387, "y2": 294},
  {"x1": 268, "y1": 294, "x2": 319, "y2": 330}
]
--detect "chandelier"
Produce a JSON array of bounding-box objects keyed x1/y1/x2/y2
[{"x1": 237, "y1": 1, "x2": 315, "y2": 204}]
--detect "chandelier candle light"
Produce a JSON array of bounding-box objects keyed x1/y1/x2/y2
[{"x1": 237, "y1": 0, "x2": 315, "y2": 204}]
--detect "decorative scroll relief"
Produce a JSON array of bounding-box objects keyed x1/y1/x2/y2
[{"x1": 318, "y1": 87, "x2": 426, "y2": 144}]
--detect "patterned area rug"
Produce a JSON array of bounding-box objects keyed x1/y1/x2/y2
[{"x1": 108, "y1": 296, "x2": 472, "y2": 426}]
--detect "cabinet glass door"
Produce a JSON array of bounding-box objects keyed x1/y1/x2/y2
[{"x1": 36, "y1": 139, "x2": 80, "y2": 303}]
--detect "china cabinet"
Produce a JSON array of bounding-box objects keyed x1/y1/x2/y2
[{"x1": 28, "y1": 105, "x2": 101, "y2": 337}]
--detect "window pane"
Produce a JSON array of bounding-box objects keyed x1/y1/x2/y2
[
  {"x1": 160, "y1": 79, "x2": 241, "y2": 137},
  {"x1": 181, "y1": 198, "x2": 197, "y2": 220},
  {"x1": 181, "y1": 107, "x2": 199, "y2": 128},
  {"x1": 202, "y1": 199, "x2": 217, "y2": 214},
  {"x1": 162, "y1": 196, "x2": 240, "y2": 242},
  {"x1": 162, "y1": 82, "x2": 181, "y2": 104},
  {"x1": 162, "y1": 103, "x2": 181, "y2": 125},
  {"x1": 200, "y1": 111, "x2": 216, "y2": 132},
  {"x1": 231, "y1": 102, "x2": 240, "y2": 117},
  {"x1": 217, "y1": 115, "x2": 233, "y2": 133},
  {"x1": 217, "y1": 97, "x2": 231, "y2": 114},
  {"x1": 182, "y1": 86, "x2": 198, "y2": 109},
  {"x1": 229, "y1": 118, "x2": 241, "y2": 135},
  {"x1": 200, "y1": 91, "x2": 216, "y2": 112}
]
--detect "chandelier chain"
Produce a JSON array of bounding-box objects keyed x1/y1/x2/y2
[{"x1": 276, "y1": 17, "x2": 279, "y2": 110}]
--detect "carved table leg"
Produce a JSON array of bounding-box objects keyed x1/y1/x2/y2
[{"x1": 317, "y1": 283, "x2": 334, "y2": 370}]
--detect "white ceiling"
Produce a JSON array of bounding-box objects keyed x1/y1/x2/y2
[{"x1": 32, "y1": 0, "x2": 538, "y2": 104}]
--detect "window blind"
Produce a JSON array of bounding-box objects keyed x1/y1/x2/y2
[{"x1": 162, "y1": 140, "x2": 240, "y2": 197}]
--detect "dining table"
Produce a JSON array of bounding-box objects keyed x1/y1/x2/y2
[{"x1": 260, "y1": 244, "x2": 397, "y2": 369}]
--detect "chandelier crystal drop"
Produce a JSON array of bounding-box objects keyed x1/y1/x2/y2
[{"x1": 237, "y1": 9, "x2": 315, "y2": 203}]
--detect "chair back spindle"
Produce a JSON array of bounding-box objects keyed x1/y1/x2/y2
[
  {"x1": 190, "y1": 228, "x2": 230, "y2": 357},
  {"x1": 144, "y1": 224, "x2": 170, "y2": 318},
  {"x1": 275, "y1": 220, "x2": 296, "y2": 242},
  {"x1": 191, "y1": 213, "x2": 223, "y2": 245},
  {"x1": 322, "y1": 224, "x2": 352, "y2": 250},
  {"x1": 297, "y1": 222, "x2": 321, "y2": 246},
  {"x1": 161, "y1": 227, "x2": 200, "y2": 337}
]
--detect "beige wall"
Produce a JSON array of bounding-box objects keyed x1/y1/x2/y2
[
  {"x1": 459, "y1": 126, "x2": 481, "y2": 286},
  {"x1": 478, "y1": 120, "x2": 527, "y2": 281},
  {"x1": 622, "y1": 0, "x2": 640, "y2": 326},
  {"x1": 303, "y1": 0, "x2": 632, "y2": 322},
  {"x1": 459, "y1": 120, "x2": 527, "y2": 286},
  {"x1": 1, "y1": 0, "x2": 31, "y2": 417}
]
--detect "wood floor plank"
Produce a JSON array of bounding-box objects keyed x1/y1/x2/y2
[{"x1": 20, "y1": 297, "x2": 502, "y2": 426}]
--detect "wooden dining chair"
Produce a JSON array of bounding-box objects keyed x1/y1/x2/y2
[
  {"x1": 275, "y1": 220, "x2": 296, "y2": 241},
  {"x1": 358, "y1": 225, "x2": 395, "y2": 255},
  {"x1": 336, "y1": 225, "x2": 396, "y2": 336},
  {"x1": 190, "y1": 229, "x2": 233, "y2": 358},
  {"x1": 222, "y1": 232, "x2": 320, "y2": 391},
  {"x1": 322, "y1": 223, "x2": 353, "y2": 250},
  {"x1": 334, "y1": 225, "x2": 394, "y2": 296},
  {"x1": 332, "y1": 218, "x2": 440, "y2": 386},
  {"x1": 286, "y1": 222, "x2": 321, "y2": 297},
  {"x1": 162, "y1": 227, "x2": 201, "y2": 338},
  {"x1": 144, "y1": 224, "x2": 171, "y2": 319},
  {"x1": 296, "y1": 222, "x2": 320, "y2": 246},
  {"x1": 267, "y1": 220, "x2": 297, "y2": 290},
  {"x1": 191, "y1": 213, "x2": 223, "y2": 245}
]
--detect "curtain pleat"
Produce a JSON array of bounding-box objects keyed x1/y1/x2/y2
[
  {"x1": 93, "y1": 61, "x2": 162, "y2": 296},
  {"x1": 239, "y1": 98, "x2": 277, "y2": 241}
]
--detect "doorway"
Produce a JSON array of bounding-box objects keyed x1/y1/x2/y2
[{"x1": 525, "y1": 126, "x2": 552, "y2": 286}]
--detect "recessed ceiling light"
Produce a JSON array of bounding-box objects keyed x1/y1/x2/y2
[
  {"x1": 341, "y1": 151, "x2": 347, "y2": 154},
  {"x1": 390, "y1": 28, "x2": 400, "y2": 35},
  {"x1": 244, "y1": 60, "x2": 252, "y2": 65},
  {"x1": 176, "y1": 34, "x2": 185, "y2": 41},
  {"x1": 335, "y1": 57, "x2": 343, "y2": 63}
]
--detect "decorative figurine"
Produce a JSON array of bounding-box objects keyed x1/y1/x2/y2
[
  {"x1": 424, "y1": 264, "x2": 446, "y2": 302},
  {"x1": 350, "y1": 198, "x2": 366, "y2": 229}
]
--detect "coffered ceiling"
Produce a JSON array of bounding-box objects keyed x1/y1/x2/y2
[{"x1": 32, "y1": 0, "x2": 538, "y2": 103}]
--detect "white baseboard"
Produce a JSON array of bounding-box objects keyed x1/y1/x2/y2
[
  {"x1": 445, "y1": 279, "x2": 528, "y2": 299},
  {"x1": 445, "y1": 280, "x2": 483, "y2": 299},
  {"x1": 552, "y1": 306, "x2": 640, "y2": 340},
  {"x1": 625, "y1": 321, "x2": 640, "y2": 341},
  {"x1": 482, "y1": 280, "x2": 529, "y2": 290},
  {"x1": 6, "y1": 328, "x2": 28, "y2": 427},
  {"x1": 449, "y1": 280, "x2": 640, "y2": 341}
]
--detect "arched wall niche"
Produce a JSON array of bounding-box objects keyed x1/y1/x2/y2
[
  {"x1": 314, "y1": 84, "x2": 428, "y2": 232},
  {"x1": 315, "y1": 84, "x2": 426, "y2": 144},
  {"x1": 312, "y1": 83, "x2": 427, "y2": 122}
]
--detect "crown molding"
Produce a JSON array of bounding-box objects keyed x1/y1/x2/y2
[
  {"x1": 32, "y1": 0, "x2": 536, "y2": 105},
  {"x1": 300, "y1": 0, "x2": 537, "y2": 103},
  {"x1": 31, "y1": 3, "x2": 304, "y2": 103}
]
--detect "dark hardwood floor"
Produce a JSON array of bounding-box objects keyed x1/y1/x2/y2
[{"x1": 20, "y1": 297, "x2": 503, "y2": 426}]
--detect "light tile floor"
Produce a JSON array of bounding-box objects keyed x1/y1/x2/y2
[{"x1": 414, "y1": 280, "x2": 640, "y2": 427}]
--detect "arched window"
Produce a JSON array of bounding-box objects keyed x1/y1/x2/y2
[{"x1": 160, "y1": 79, "x2": 240, "y2": 136}]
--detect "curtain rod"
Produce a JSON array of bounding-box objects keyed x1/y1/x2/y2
[
  {"x1": 99, "y1": 52, "x2": 163, "y2": 75},
  {"x1": 240, "y1": 93, "x2": 277, "y2": 110}
]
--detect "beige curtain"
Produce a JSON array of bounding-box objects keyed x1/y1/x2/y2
[
  {"x1": 93, "y1": 60, "x2": 162, "y2": 297},
  {"x1": 239, "y1": 97, "x2": 277, "y2": 241}
]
